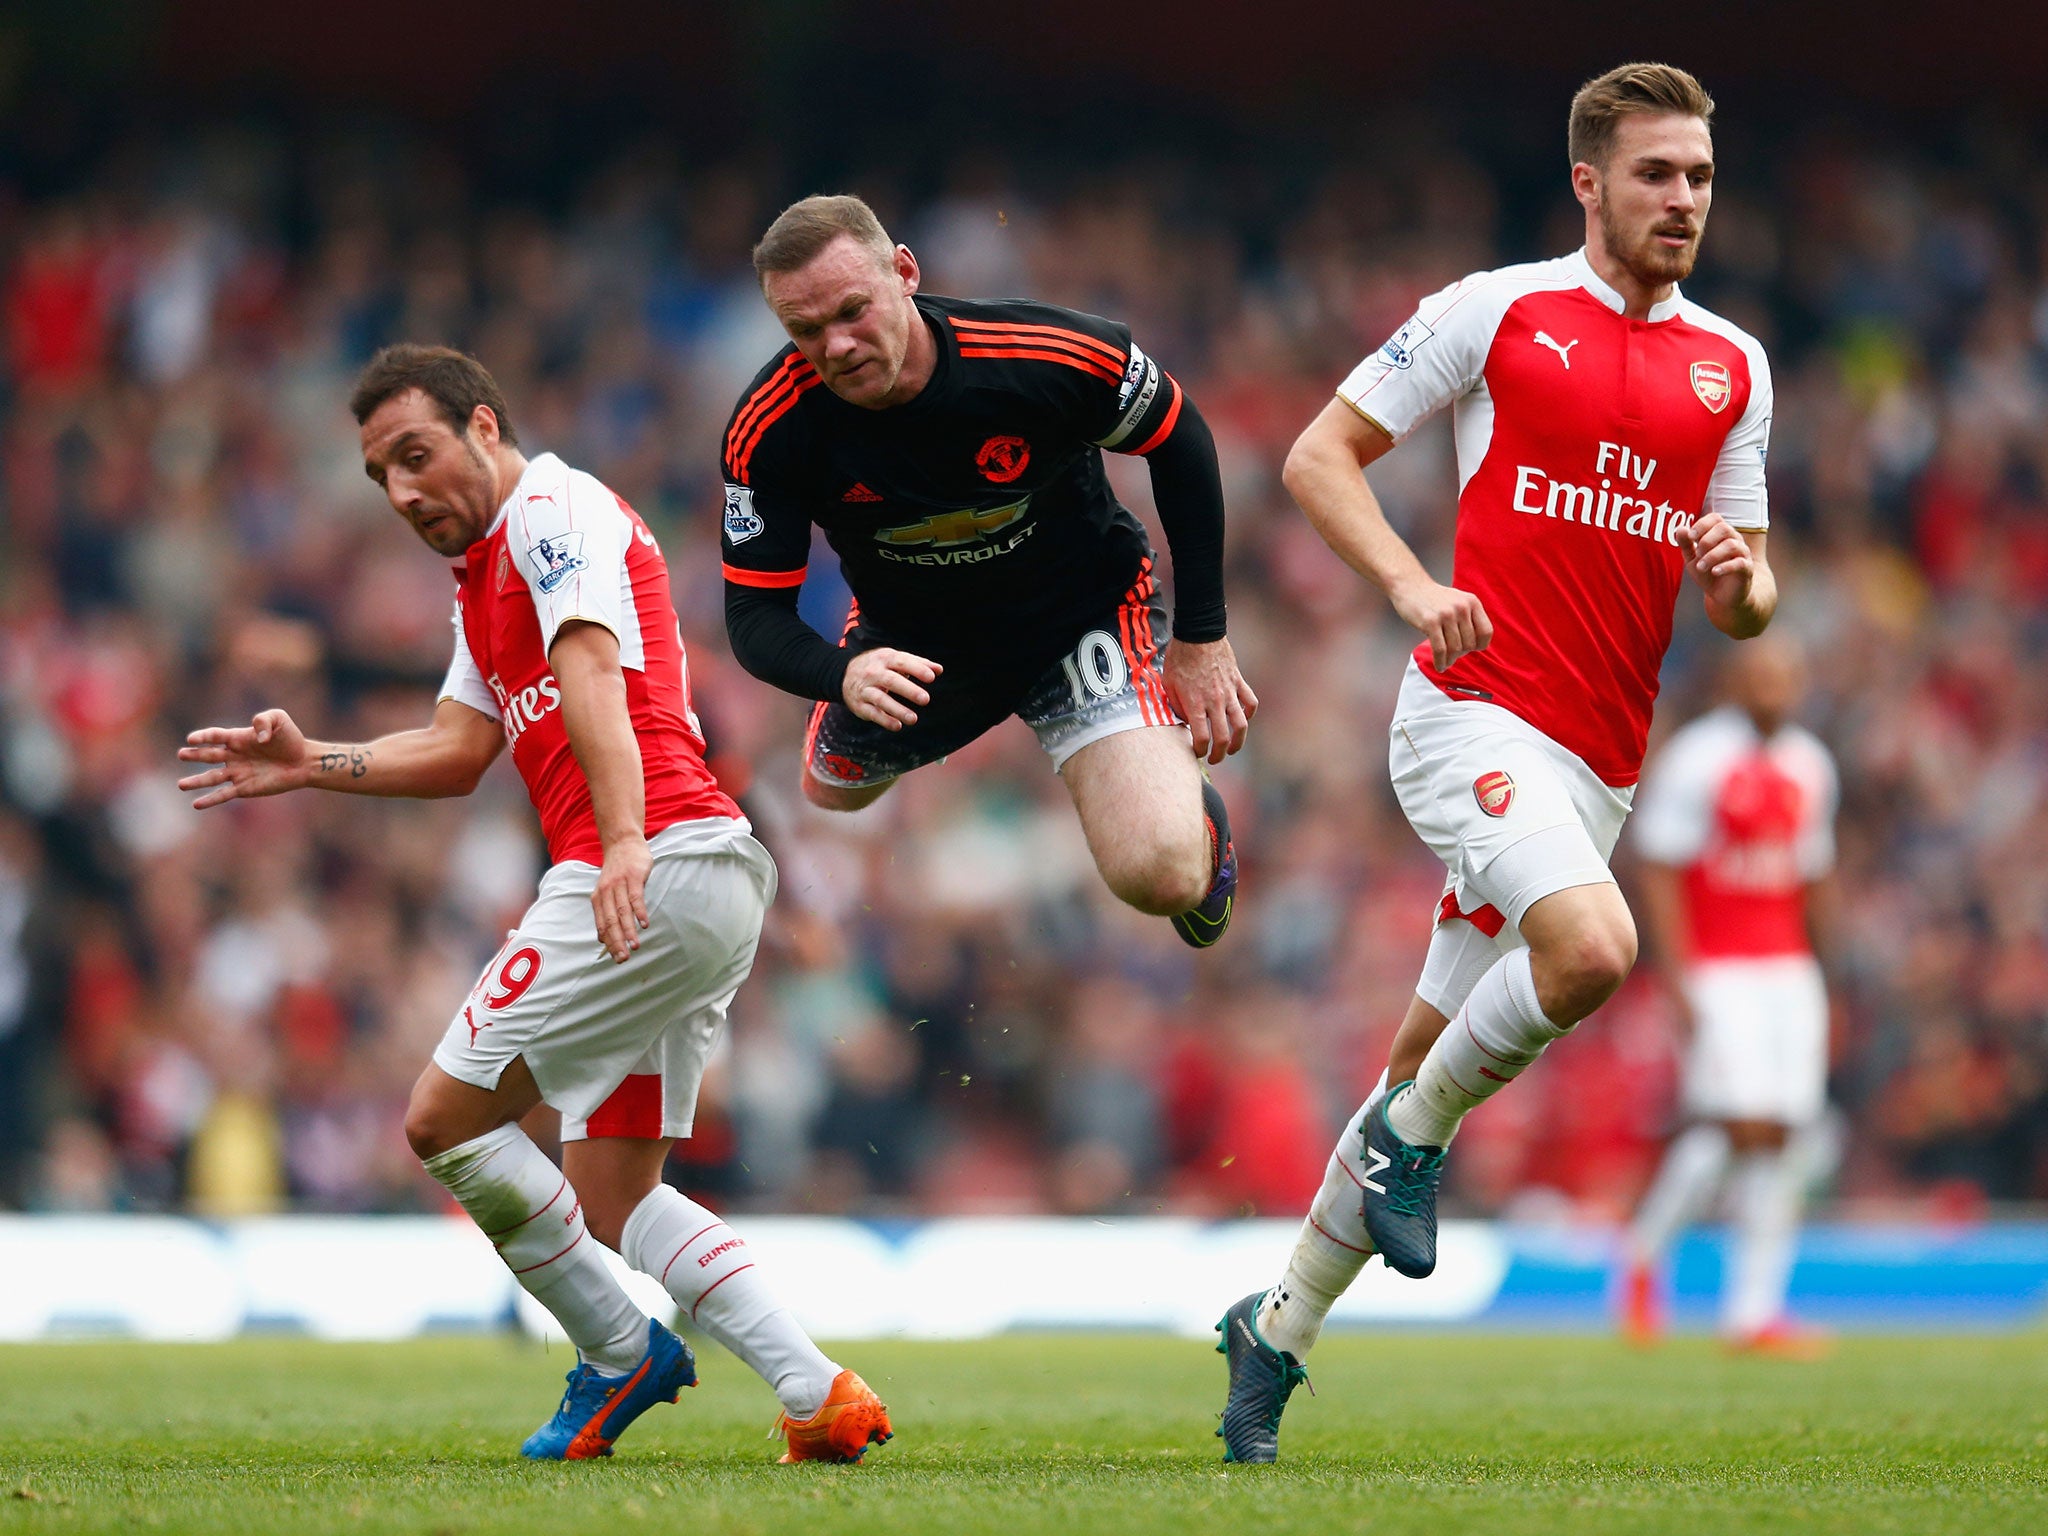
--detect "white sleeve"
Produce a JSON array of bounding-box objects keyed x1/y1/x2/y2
[
  {"x1": 1703, "y1": 341, "x2": 1772, "y2": 530},
  {"x1": 438, "y1": 601, "x2": 501, "y2": 720},
  {"x1": 1796, "y1": 743, "x2": 1839, "y2": 880},
  {"x1": 1630, "y1": 729, "x2": 1718, "y2": 866},
  {"x1": 511, "y1": 472, "x2": 629, "y2": 654},
  {"x1": 1334, "y1": 276, "x2": 1497, "y2": 442}
]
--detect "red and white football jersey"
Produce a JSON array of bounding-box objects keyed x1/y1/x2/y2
[
  {"x1": 1340, "y1": 249, "x2": 1772, "y2": 786},
  {"x1": 1631, "y1": 706, "x2": 1836, "y2": 961},
  {"x1": 439, "y1": 452, "x2": 738, "y2": 867}
]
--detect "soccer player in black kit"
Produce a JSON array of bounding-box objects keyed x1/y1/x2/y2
[{"x1": 721, "y1": 195, "x2": 1255, "y2": 945}]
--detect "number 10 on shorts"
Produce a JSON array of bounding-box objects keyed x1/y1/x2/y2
[{"x1": 1061, "y1": 630, "x2": 1130, "y2": 706}]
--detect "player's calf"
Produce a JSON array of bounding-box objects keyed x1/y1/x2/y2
[{"x1": 619, "y1": 1184, "x2": 884, "y2": 1460}]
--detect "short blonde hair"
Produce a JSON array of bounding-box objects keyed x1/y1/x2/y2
[
  {"x1": 1568, "y1": 63, "x2": 1715, "y2": 169},
  {"x1": 752, "y1": 194, "x2": 894, "y2": 284}
]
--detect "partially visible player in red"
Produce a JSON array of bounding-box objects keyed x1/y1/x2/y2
[
  {"x1": 1217, "y1": 63, "x2": 1779, "y2": 1462},
  {"x1": 178, "y1": 347, "x2": 889, "y2": 1465},
  {"x1": 1620, "y1": 637, "x2": 1839, "y2": 1357}
]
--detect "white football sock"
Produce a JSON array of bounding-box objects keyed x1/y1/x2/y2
[
  {"x1": 422, "y1": 1124, "x2": 647, "y2": 1376},
  {"x1": 1387, "y1": 948, "x2": 1563, "y2": 1148},
  {"x1": 621, "y1": 1183, "x2": 839, "y2": 1420},
  {"x1": 1627, "y1": 1123, "x2": 1731, "y2": 1264},
  {"x1": 1724, "y1": 1149, "x2": 1801, "y2": 1335},
  {"x1": 1258, "y1": 1074, "x2": 1386, "y2": 1359}
]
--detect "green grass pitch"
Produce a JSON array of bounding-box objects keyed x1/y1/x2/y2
[{"x1": 1, "y1": 1332, "x2": 2043, "y2": 1535}]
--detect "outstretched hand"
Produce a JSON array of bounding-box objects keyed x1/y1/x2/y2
[
  {"x1": 1163, "y1": 637, "x2": 1257, "y2": 764},
  {"x1": 177, "y1": 709, "x2": 312, "y2": 809}
]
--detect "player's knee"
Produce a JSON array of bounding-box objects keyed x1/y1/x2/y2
[
  {"x1": 1536, "y1": 921, "x2": 1637, "y2": 1022},
  {"x1": 801, "y1": 772, "x2": 852, "y2": 810},
  {"x1": 1102, "y1": 845, "x2": 1210, "y2": 915},
  {"x1": 801, "y1": 772, "x2": 884, "y2": 812},
  {"x1": 404, "y1": 1096, "x2": 459, "y2": 1162}
]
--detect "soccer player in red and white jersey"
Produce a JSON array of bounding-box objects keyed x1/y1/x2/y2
[
  {"x1": 1217, "y1": 64, "x2": 1779, "y2": 1462},
  {"x1": 177, "y1": 347, "x2": 890, "y2": 1465},
  {"x1": 1620, "y1": 637, "x2": 1838, "y2": 1356}
]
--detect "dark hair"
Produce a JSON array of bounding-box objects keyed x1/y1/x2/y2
[
  {"x1": 349, "y1": 344, "x2": 519, "y2": 446},
  {"x1": 751, "y1": 194, "x2": 894, "y2": 284},
  {"x1": 1568, "y1": 62, "x2": 1715, "y2": 170}
]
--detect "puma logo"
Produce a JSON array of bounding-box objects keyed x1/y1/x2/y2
[{"x1": 1533, "y1": 331, "x2": 1578, "y2": 368}]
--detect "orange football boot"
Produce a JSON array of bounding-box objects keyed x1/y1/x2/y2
[
  {"x1": 776, "y1": 1370, "x2": 894, "y2": 1463},
  {"x1": 1727, "y1": 1317, "x2": 1833, "y2": 1361},
  {"x1": 1619, "y1": 1259, "x2": 1663, "y2": 1348}
]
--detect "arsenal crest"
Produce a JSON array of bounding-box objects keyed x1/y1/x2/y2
[
  {"x1": 1691, "y1": 361, "x2": 1732, "y2": 414},
  {"x1": 1473, "y1": 770, "x2": 1515, "y2": 818}
]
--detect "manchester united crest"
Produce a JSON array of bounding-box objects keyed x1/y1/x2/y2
[
  {"x1": 975, "y1": 435, "x2": 1031, "y2": 483},
  {"x1": 1474, "y1": 770, "x2": 1515, "y2": 818},
  {"x1": 1691, "y1": 361, "x2": 1732, "y2": 414}
]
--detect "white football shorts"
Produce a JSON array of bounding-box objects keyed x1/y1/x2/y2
[
  {"x1": 432, "y1": 817, "x2": 775, "y2": 1142},
  {"x1": 1389, "y1": 657, "x2": 1633, "y2": 944},
  {"x1": 1680, "y1": 954, "x2": 1829, "y2": 1124}
]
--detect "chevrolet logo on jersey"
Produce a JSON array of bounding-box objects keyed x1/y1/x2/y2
[{"x1": 873, "y1": 497, "x2": 1030, "y2": 548}]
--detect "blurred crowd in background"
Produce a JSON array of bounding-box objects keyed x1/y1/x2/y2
[{"x1": 4, "y1": 106, "x2": 2048, "y2": 1223}]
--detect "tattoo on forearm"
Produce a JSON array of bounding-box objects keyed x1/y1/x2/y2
[{"x1": 317, "y1": 747, "x2": 371, "y2": 779}]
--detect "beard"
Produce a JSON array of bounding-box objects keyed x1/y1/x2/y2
[
  {"x1": 1599, "y1": 195, "x2": 1701, "y2": 289},
  {"x1": 412, "y1": 438, "x2": 498, "y2": 553}
]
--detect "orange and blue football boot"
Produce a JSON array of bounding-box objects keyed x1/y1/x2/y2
[
  {"x1": 776, "y1": 1369, "x2": 893, "y2": 1463},
  {"x1": 1171, "y1": 779, "x2": 1237, "y2": 948},
  {"x1": 520, "y1": 1318, "x2": 695, "y2": 1460}
]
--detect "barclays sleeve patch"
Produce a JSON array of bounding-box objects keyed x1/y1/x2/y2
[
  {"x1": 723, "y1": 483, "x2": 764, "y2": 545},
  {"x1": 1378, "y1": 315, "x2": 1436, "y2": 371},
  {"x1": 527, "y1": 530, "x2": 588, "y2": 594}
]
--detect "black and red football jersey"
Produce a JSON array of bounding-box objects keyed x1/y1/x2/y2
[{"x1": 719, "y1": 294, "x2": 1194, "y2": 673}]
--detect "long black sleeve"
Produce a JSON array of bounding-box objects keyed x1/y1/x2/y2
[
  {"x1": 1143, "y1": 391, "x2": 1228, "y2": 643},
  {"x1": 724, "y1": 582, "x2": 852, "y2": 703}
]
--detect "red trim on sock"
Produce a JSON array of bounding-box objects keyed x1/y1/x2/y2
[
  {"x1": 690, "y1": 1263, "x2": 755, "y2": 1318},
  {"x1": 1439, "y1": 1064, "x2": 1484, "y2": 1100},
  {"x1": 1309, "y1": 1215, "x2": 1373, "y2": 1255},
  {"x1": 659, "y1": 1224, "x2": 727, "y2": 1287},
  {"x1": 512, "y1": 1228, "x2": 586, "y2": 1275},
  {"x1": 485, "y1": 1176, "x2": 567, "y2": 1240},
  {"x1": 1462, "y1": 1016, "x2": 1524, "y2": 1068}
]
